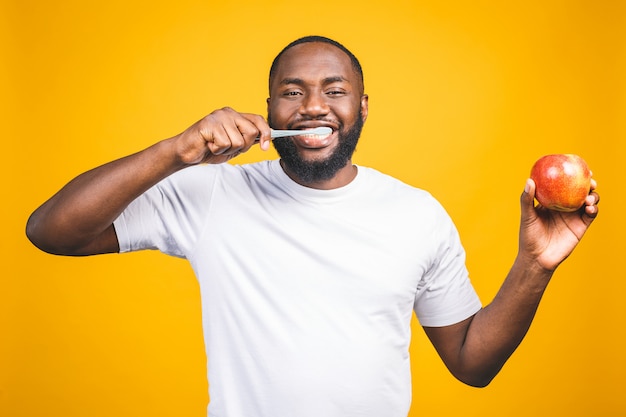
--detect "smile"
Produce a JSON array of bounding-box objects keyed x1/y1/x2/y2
[{"x1": 294, "y1": 129, "x2": 335, "y2": 148}]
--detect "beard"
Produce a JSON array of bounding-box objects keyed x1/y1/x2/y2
[{"x1": 268, "y1": 113, "x2": 364, "y2": 184}]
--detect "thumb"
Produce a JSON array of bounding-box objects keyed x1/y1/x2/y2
[{"x1": 521, "y1": 178, "x2": 537, "y2": 217}]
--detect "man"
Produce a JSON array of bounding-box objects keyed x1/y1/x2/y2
[{"x1": 26, "y1": 36, "x2": 599, "y2": 416}]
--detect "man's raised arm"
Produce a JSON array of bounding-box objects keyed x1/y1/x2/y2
[
  {"x1": 423, "y1": 178, "x2": 599, "y2": 387},
  {"x1": 26, "y1": 108, "x2": 272, "y2": 256}
]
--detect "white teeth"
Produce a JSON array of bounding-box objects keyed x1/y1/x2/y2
[
  {"x1": 300, "y1": 133, "x2": 331, "y2": 139},
  {"x1": 299, "y1": 127, "x2": 333, "y2": 139}
]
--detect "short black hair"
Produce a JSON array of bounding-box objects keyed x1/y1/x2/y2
[{"x1": 268, "y1": 35, "x2": 364, "y2": 92}]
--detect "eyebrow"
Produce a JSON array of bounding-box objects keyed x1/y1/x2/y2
[{"x1": 279, "y1": 76, "x2": 349, "y2": 86}]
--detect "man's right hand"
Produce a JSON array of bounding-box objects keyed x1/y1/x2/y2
[{"x1": 173, "y1": 107, "x2": 272, "y2": 166}]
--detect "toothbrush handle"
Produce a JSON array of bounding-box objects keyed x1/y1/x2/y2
[
  {"x1": 255, "y1": 129, "x2": 302, "y2": 142},
  {"x1": 270, "y1": 129, "x2": 304, "y2": 138}
]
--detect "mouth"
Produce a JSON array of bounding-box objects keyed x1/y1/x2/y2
[{"x1": 292, "y1": 126, "x2": 335, "y2": 148}]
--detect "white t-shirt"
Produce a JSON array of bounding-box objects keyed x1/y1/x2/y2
[{"x1": 113, "y1": 160, "x2": 482, "y2": 417}]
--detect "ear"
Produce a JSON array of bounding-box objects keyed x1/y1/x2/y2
[{"x1": 360, "y1": 94, "x2": 369, "y2": 123}]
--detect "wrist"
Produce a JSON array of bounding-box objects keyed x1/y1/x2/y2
[
  {"x1": 159, "y1": 136, "x2": 198, "y2": 170},
  {"x1": 513, "y1": 253, "x2": 555, "y2": 286}
]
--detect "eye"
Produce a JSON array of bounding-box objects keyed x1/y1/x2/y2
[
  {"x1": 282, "y1": 90, "x2": 302, "y2": 97},
  {"x1": 326, "y1": 89, "x2": 347, "y2": 97}
]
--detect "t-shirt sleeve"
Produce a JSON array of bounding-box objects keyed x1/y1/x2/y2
[
  {"x1": 113, "y1": 165, "x2": 215, "y2": 259},
  {"x1": 413, "y1": 208, "x2": 482, "y2": 327}
]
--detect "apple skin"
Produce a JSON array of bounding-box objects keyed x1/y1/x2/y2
[{"x1": 530, "y1": 154, "x2": 592, "y2": 212}]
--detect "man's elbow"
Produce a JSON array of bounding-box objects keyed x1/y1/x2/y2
[
  {"x1": 25, "y1": 212, "x2": 86, "y2": 256},
  {"x1": 26, "y1": 214, "x2": 66, "y2": 255},
  {"x1": 26, "y1": 212, "x2": 52, "y2": 253},
  {"x1": 458, "y1": 374, "x2": 495, "y2": 388},
  {"x1": 453, "y1": 367, "x2": 501, "y2": 388}
]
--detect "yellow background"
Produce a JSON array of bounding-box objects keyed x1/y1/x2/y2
[{"x1": 2, "y1": 1, "x2": 625, "y2": 416}]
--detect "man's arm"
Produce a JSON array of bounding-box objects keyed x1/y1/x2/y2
[
  {"x1": 26, "y1": 108, "x2": 272, "y2": 256},
  {"x1": 423, "y1": 178, "x2": 599, "y2": 387}
]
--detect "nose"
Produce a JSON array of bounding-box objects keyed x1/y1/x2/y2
[{"x1": 299, "y1": 91, "x2": 329, "y2": 118}]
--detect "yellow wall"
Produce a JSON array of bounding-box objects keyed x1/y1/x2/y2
[{"x1": 2, "y1": 1, "x2": 625, "y2": 416}]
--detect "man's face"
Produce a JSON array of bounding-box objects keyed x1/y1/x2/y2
[{"x1": 267, "y1": 42, "x2": 368, "y2": 184}]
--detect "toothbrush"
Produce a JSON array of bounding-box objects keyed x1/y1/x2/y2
[
  {"x1": 270, "y1": 126, "x2": 332, "y2": 138},
  {"x1": 256, "y1": 126, "x2": 332, "y2": 141}
]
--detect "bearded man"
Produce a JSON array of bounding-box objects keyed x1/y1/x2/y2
[{"x1": 27, "y1": 36, "x2": 599, "y2": 417}]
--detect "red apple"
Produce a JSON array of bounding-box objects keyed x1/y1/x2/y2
[{"x1": 530, "y1": 154, "x2": 592, "y2": 212}]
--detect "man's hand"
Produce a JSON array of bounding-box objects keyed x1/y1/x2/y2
[
  {"x1": 518, "y1": 177, "x2": 599, "y2": 272},
  {"x1": 173, "y1": 107, "x2": 272, "y2": 166}
]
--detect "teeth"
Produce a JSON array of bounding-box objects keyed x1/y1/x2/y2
[{"x1": 300, "y1": 133, "x2": 331, "y2": 139}]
